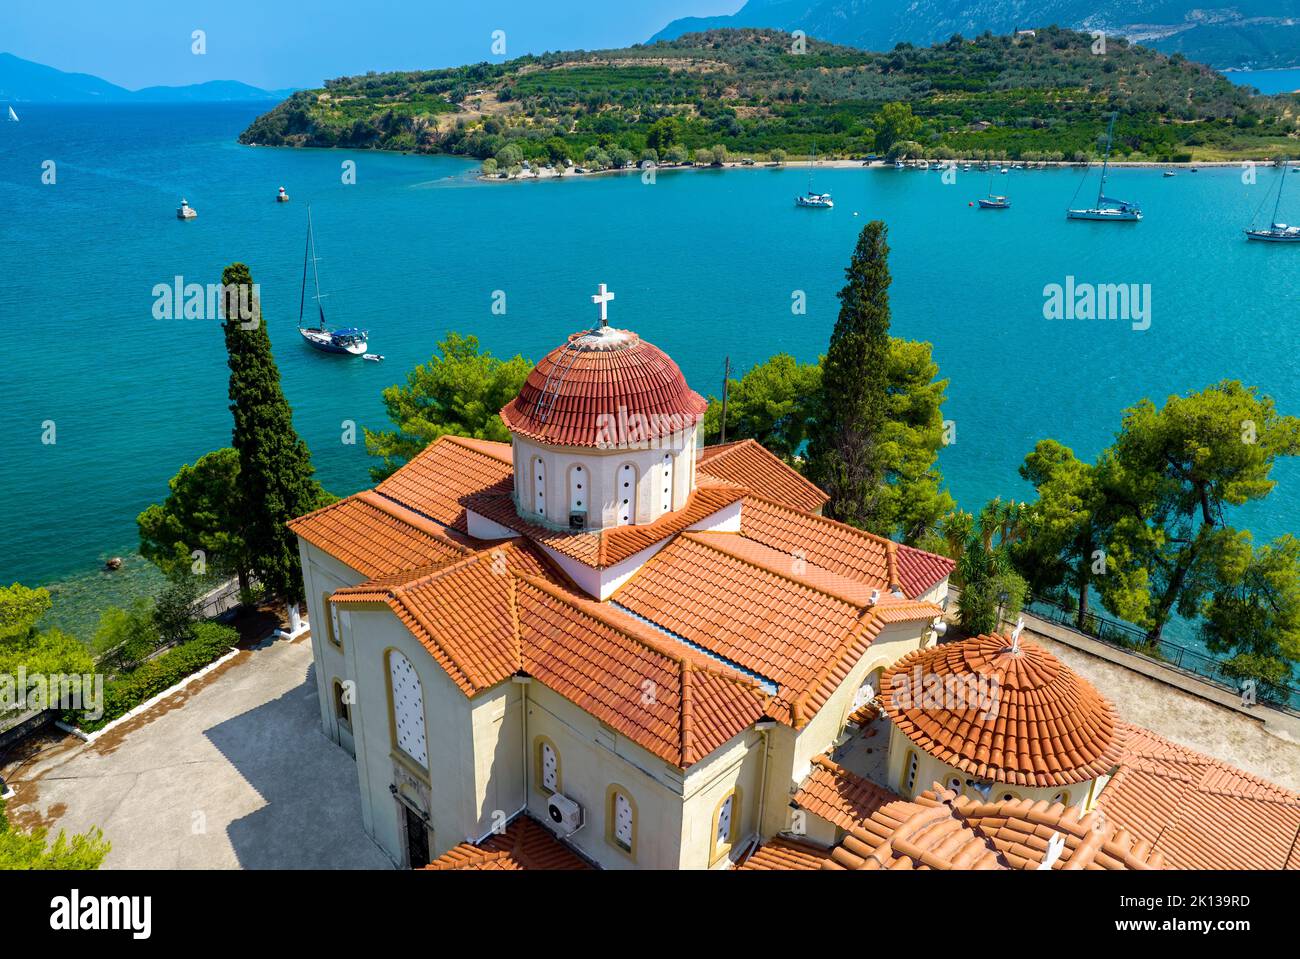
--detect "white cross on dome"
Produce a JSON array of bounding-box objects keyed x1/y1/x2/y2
[{"x1": 591, "y1": 283, "x2": 615, "y2": 327}]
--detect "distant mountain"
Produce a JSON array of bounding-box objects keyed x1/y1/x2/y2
[
  {"x1": 0, "y1": 53, "x2": 295, "y2": 103},
  {"x1": 650, "y1": 0, "x2": 1300, "y2": 70}
]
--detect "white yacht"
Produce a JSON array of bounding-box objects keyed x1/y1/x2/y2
[{"x1": 1067, "y1": 113, "x2": 1141, "y2": 222}]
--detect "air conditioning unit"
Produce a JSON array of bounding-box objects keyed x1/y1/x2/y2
[
  {"x1": 568, "y1": 510, "x2": 587, "y2": 531},
  {"x1": 547, "y1": 792, "x2": 584, "y2": 833}
]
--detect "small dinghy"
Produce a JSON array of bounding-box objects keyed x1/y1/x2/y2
[{"x1": 363, "y1": 353, "x2": 385, "y2": 362}]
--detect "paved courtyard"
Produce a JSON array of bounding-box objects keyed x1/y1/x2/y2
[{"x1": 2, "y1": 633, "x2": 392, "y2": 869}]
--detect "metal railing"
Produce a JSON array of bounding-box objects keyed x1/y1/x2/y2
[{"x1": 1025, "y1": 594, "x2": 1300, "y2": 714}]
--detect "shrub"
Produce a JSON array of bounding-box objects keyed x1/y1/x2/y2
[{"x1": 73, "y1": 622, "x2": 238, "y2": 733}]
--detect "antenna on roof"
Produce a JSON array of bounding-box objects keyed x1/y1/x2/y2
[{"x1": 1009, "y1": 617, "x2": 1025, "y2": 653}]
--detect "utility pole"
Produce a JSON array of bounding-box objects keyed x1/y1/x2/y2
[{"x1": 719, "y1": 356, "x2": 731, "y2": 444}]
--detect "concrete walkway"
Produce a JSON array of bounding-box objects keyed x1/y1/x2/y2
[
  {"x1": 2, "y1": 633, "x2": 392, "y2": 869},
  {"x1": 1027, "y1": 629, "x2": 1300, "y2": 793}
]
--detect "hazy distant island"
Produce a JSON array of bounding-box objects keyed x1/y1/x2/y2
[{"x1": 238, "y1": 27, "x2": 1300, "y2": 168}]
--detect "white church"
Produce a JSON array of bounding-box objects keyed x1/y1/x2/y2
[{"x1": 289, "y1": 285, "x2": 960, "y2": 869}]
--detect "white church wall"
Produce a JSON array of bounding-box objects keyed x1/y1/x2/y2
[
  {"x1": 521, "y1": 682, "x2": 688, "y2": 870},
  {"x1": 511, "y1": 423, "x2": 698, "y2": 531},
  {"x1": 336, "y1": 605, "x2": 479, "y2": 866},
  {"x1": 679, "y1": 728, "x2": 767, "y2": 869},
  {"x1": 466, "y1": 681, "x2": 525, "y2": 838},
  {"x1": 297, "y1": 540, "x2": 365, "y2": 749},
  {"x1": 788, "y1": 619, "x2": 931, "y2": 787}
]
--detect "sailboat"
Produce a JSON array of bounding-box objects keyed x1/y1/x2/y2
[
  {"x1": 795, "y1": 142, "x2": 833, "y2": 208},
  {"x1": 5, "y1": 106, "x2": 17, "y2": 123},
  {"x1": 977, "y1": 168, "x2": 1010, "y2": 209},
  {"x1": 298, "y1": 208, "x2": 368, "y2": 354},
  {"x1": 1245, "y1": 160, "x2": 1300, "y2": 242},
  {"x1": 1067, "y1": 113, "x2": 1141, "y2": 221}
]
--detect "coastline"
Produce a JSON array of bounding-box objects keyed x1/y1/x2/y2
[{"x1": 474, "y1": 155, "x2": 1257, "y2": 184}]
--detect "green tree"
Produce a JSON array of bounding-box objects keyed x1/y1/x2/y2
[
  {"x1": 645, "y1": 116, "x2": 680, "y2": 154},
  {"x1": 365, "y1": 333, "x2": 532, "y2": 481},
  {"x1": 1015, "y1": 439, "x2": 1113, "y2": 628},
  {"x1": 702, "y1": 353, "x2": 819, "y2": 461},
  {"x1": 873, "y1": 102, "x2": 921, "y2": 154},
  {"x1": 806, "y1": 221, "x2": 893, "y2": 531},
  {"x1": 221, "y1": 263, "x2": 331, "y2": 607},
  {"x1": 0, "y1": 627, "x2": 93, "y2": 680},
  {"x1": 1198, "y1": 534, "x2": 1300, "y2": 691},
  {"x1": 137, "y1": 448, "x2": 254, "y2": 593},
  {"x1": 1099, "y1": 381, "x2": 1300, "y2": 642},
  {"x1": 954, "y1": 538, "x2": 1026, "y2": 636},
  {"x1": 0, "y1": 584, "x2": 51, "y2": 642},
  {"x1": 879, "y1": 339, "x2": 954, "y2": 541},
  {"x1": 0, "y1": 800, "x2": 110, "y2": 870}
]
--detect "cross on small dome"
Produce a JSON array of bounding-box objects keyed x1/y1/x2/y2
[{"x1": 591, "y1": 283, "x2": 615, "y2": 327}]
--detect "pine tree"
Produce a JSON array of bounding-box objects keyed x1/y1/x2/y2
[
  {"x1": 807, "y1": 220, "x2": 893, "y2": 531},
  {"x1": 221, "y1": 263, "x2": 328, "y2": 606}
]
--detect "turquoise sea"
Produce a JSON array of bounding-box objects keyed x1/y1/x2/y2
[
  {"x1": 1228, "y1": 68, "x2": 1300, "y2": 94},
  {"x1": 3, "y1": 104, "x2": 1300, "y2": 639}
]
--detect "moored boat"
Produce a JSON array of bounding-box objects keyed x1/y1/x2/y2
[
  {"x1": 1245, "y1": 160, "x2": 1300, "y2": 242},
  {"x1": 978, "y1": 195, "x2": 1011, "y2": 209},
  {"x1": 1067, "y1": 113, "x2": 1141, "y2": 222},
  {"x1": 298, "y1": 207, "x2": 369, "y2": 354}
]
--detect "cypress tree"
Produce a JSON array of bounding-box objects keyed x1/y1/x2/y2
[
  {"x1": 807, "y1": 220, "x2": 892, "y2": 531},
  {"x1": 221, "y1": 262, "x2": 328, "y2": 607}
]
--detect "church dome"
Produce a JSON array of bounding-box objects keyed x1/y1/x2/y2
[
  {"x1": 880, "y1": 633, "x2": 1125, "y2": 788},
  {"x1": 500, "y1": 326, "x2": 707, "y2": 449}
]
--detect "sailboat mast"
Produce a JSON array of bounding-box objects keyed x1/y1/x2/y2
[
  {"x1": 1098, "y1": 113, "x2": 1115, "y2": 205},
  {"x1": 298, "y1": 211, "x2": 311, "y2": 329},
  {"x1": 308, "y1": 207, "x2": 326, "y2": 330},
  {"x1": 1272, "y1": 160, "x2": 1287, "y2": 226}
]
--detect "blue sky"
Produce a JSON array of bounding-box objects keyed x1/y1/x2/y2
[{"x1": 4, "y1": 0, "x2": 744, "y2": 90}]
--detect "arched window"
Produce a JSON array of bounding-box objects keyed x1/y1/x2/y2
[
  {"x1": 902, "y1": 750, "x2": 919, "y2": 795},
  {"x1": 711, "y1": 787, "x2": 742, "y2": 864},
  {"x1": 534, "y1": 736, "x2": 561, "y2": 794},
  {"x1": 606, "y1": 785, "x2": 637, "y2": 856},
  {"x1": 660, "y1": 452, "x2": 673, "y2": 513},
  {"x1": 853, "y1": 669, "x2": 882, "y2": 710},
  {"x1": 568, "y1": 464, "x2": 585, "y2": 515},
  {"x1": 531, "y1": 457, "x2": 546, "y2": 515},
  {"x1": 387, "y1": 650, "x2": 427, "y2": 768},
  {"x1": 617, "y1": 463, "x2": 637, "y2": 526},
  {"x1": 333, "y1": 679, "x2": 352, "y2": 731}
]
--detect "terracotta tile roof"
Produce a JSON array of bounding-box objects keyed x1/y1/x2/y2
[
  {"x1": 614, "y1": 532, "x2": 942, "y2": 726},
  {"x1": 287, "y1": 491, "x2": 469, "y2": 577},
  {"x1": 331, "y1": 549, "x2": 525, "y2": 694},
  {"x1": 697, "y1": 439, "x2": 828, "y2": 514},
  {"x1": 880, "y1": 634, "x2": 1125, "y2": 789},
  {"x1": 734, "y1": 836, "x2": 835, "y2": 870},
  {"x1": 738, "y1": 496, "x2": 953, "y2": 600},
  {"x1": 374, "y1": 434, "x2": 513, "y2": 530},
  {"x1": 466, "y1": 482, "x2": 746, "y2": 568},
  {"x1": 426, "y1": 815, "x2": 592, "y2": 870},
  {"x1": 500, "y1": 328, "x2": 708, "y2": 448},
  {"x1": 792, "y1": 755, "x2": 902, "y2": 830},
  {"x1": 334, "y1": 551, "x2": 769, "y2": 768},
  {"x1": 822, "y1": 787, "x2": 1165, "y2": 871},
  {"x1": 1096, "y1": 723, "x2": 1300, "y2": 870},
  {"x1": 517, "y1": 576, "x2": 769, "y2": 767}
]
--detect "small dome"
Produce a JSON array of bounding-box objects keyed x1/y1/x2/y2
[
  {"x1": 501, "y1": 328, "x2": 707, "y2": 448},
  {"x1": 880, "y1": 633, "x2": 1125, "y2": 788}
]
